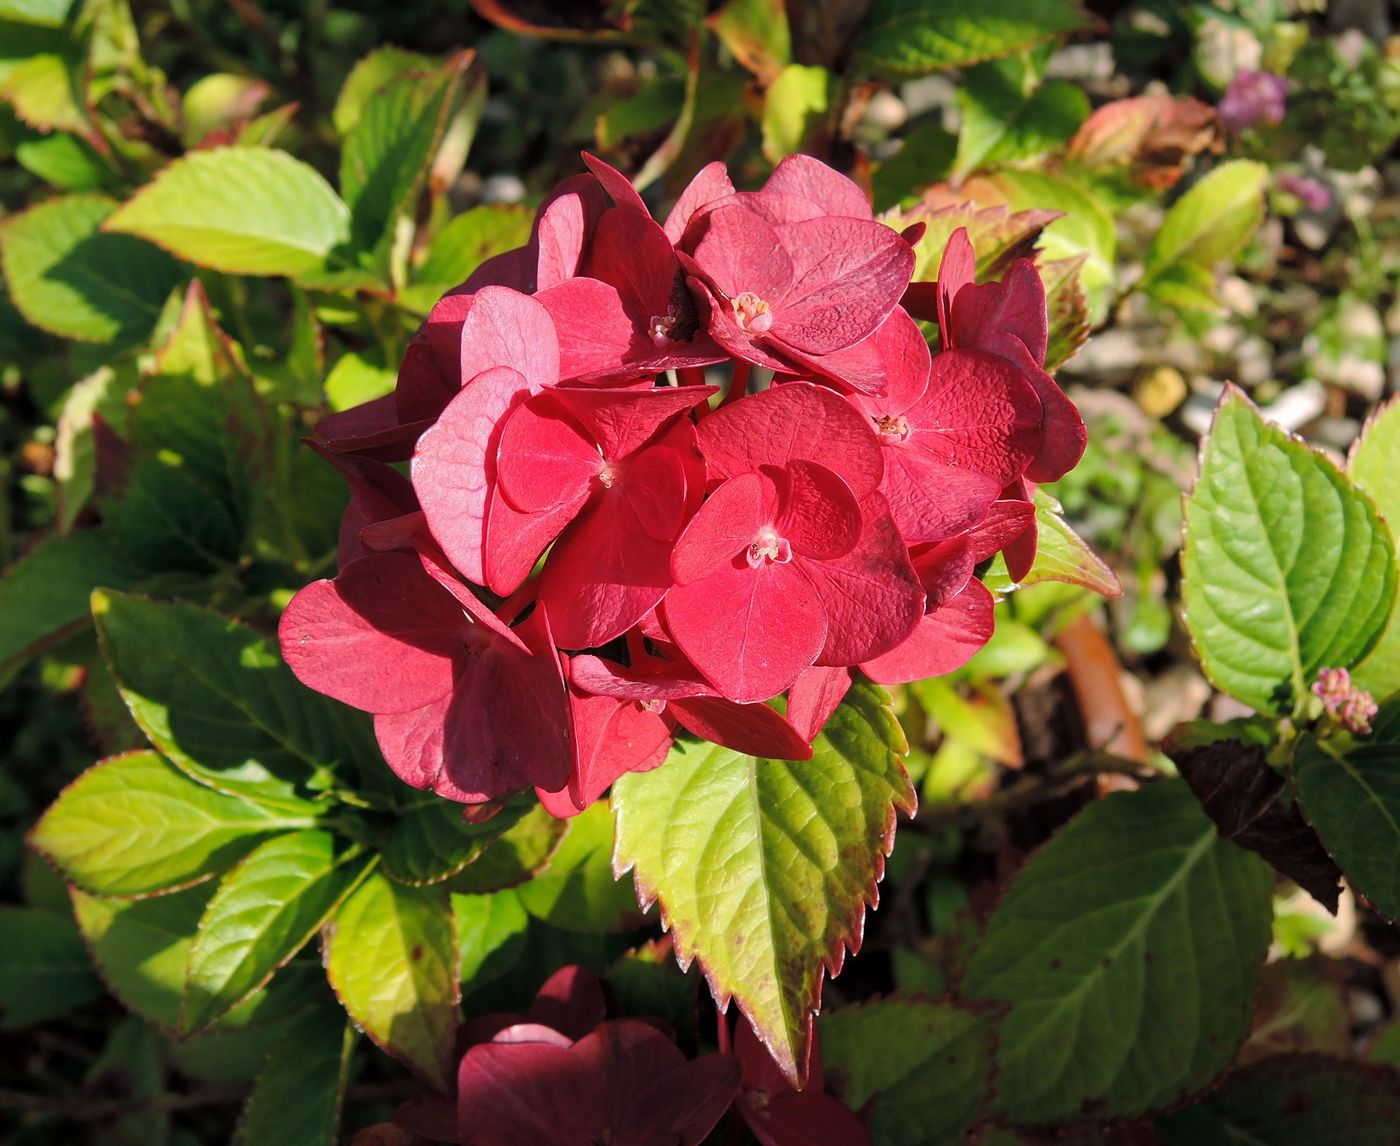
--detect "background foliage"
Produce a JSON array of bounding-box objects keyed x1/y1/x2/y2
[{"x1": 2, "y1": 0, "x2": 1399, "y2": 1143}]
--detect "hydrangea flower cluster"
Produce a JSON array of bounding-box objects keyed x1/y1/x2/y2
[{"x1": 279, "y1": 154, "x2": 1085, "y2": 818}]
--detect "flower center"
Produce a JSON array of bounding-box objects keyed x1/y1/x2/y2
[
  {"x1": 639, "y1": 698, "x2": 666, "y2": 715},
  {"x1": 597, "y1": 461, "x2": 622, "y2": 489},
  {"x1": 746, "y1": 525, "x2": 792, "y2": 568},
  {"x1": 731, "y1": 292, "x2": 773, "y2": 334},
  {"x1": 876, "y1": 413, "x2": 910, "y2": 443},
  {"x1": 648, "y1": 310, "x2": 677, "y2": 347}
]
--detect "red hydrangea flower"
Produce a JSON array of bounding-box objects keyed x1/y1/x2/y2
[
  {"x1": 280, "y1": 152, "x2": 1085, "y2": 820},
  {"x1": 930, "y1": 228, "x2": 1085, "y2": 483},
  {"x1": 664, "y1": 383, "x2": 922, "y2": 703},
  {"x1": 396, "y1": 966, "x2": 742, "y2": 1146},
  {"x1": 279, "y1": 550, "x2": 570, "y2": 803},
  {"x1": 494, "y1": 384, "x2": 713, "y2": 647},
  {"x1": 676, "y1": 157, "x2": 917, "y2": 372}
]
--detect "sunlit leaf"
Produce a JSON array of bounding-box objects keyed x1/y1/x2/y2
[
  {"x1": 1182, "y1": 387, "x2": 1395, "y2": 716},
  {"x1": 613, "y1": 682, "x2": 913, "y2": 1086}
]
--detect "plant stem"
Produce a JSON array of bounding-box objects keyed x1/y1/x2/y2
[
  {"x1": 720, "y1": 360, "x2": 751, "y2": 408},
  {"x1": 913, "y1": 751, "x2": 1155, "y2": 828},
  {"x1": 495, "y1": 576, "x2": 538, "y2": 625}
]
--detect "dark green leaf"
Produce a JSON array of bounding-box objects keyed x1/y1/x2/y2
[
  {"x1": 962, "y1": 780, "x2": 1273, "y2": 1123},
  {"x1": 181, "y1": 831, "x2": 369, "y2": 1036},
  {"x1": 854, "y1": 0, "x2": 1091, "y2": 79},
  {"x1": 1294, "y1": 703, "x2": 1400, "y2": 920},
  {"x1": 0, "y1": 530, "x2": 141, "y2": 679},
  {"x1": 72, "y1": 882, "x2": 215, "y2": 1028},
  {"x1": 92, "y1": 591, "x2": 359, "y2": 811},
  {"x1": 102, "y1": 458, "x2": 246, "y2": 575},
  {"x1": 442, "y1": 803, "x2": 565, "y2": 894},
  {"x1": 237, "y1": 1006, "x2": 355, "y2": 1146},
  {"x1": 0, "y1": 906, "x2": 102, "y2": 1028},
  {"x1": 341, "y1": 51, "x2": 481, "y2": 259},
  {"x1": 820, "y1": 998, "x2": 997, "y2": 1145},
  {"x1": 382, "y1": 797, "x2": 528, "y2": 887},
  {"x1": 954, "y1": 57, "x2": 1088, "y2": 178},
  {"x1": 1158, "y1": 1054, "x2": 1400, "y2": 1144},
  {"x1": 85, "y1": 1016, "x2": 168, "y2": 1146}
]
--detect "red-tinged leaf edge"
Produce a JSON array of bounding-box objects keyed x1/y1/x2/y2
[{"x1": 611, "y1": 683, "x2": 914, "y2": 1088}]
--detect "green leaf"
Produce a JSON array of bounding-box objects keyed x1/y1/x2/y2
[
  {"x1": 962, "y1": 780, "x2": 1273, "y2": 1123},
  {"x1": 91, "y1": 591, "x2": 359, "y2": 810},
  {"x1": 516, "y1": 801, "x2": 647, "y2": 933},
  {"x1": 341, "y1": 51, "x2": 481, "y2": 259},
  {"x1": 706, "y1": 0, "x2": 790, "y2": 84},
  {"x1": 333, "y1": 46, "x2": 434, "y2": 136},
  {"x1": 401, "y1": 204, "x2": 532, "y2": 313},
  {"x1": 382, "y1": 797, "x2": 528, "y2": 887},
  {"x1": 0, "y1": 530, "x2": 141, "y2": 680},
  {"x1": 0, "y1": 51, "x2": 86, "y2": 133},
  {"x1": 324, "y1": 348, "x2": 396, "y2": 412},
  {"x1": 1157, "y1": 1055, "x2": 1400, "y2": 1144},
  {"x1": 16, "y1": 132, "x2": 110, "y2": 190},
  {"x1": 1143, "y1": 160, "x2": 1267, "y2": 303},
  {"x1": 453, "y1": 888, "x2": 530, "y2": 988},
  {"x1": 985, "y1": 489, "x2": 1121, "y2": 597},
  {"x1": 72, "y1": 881, "x2": 214, "y2": 1028},
  {"x1": 1181, "y1": 387, "x2": 1396, "y2": 716},
  {"x1": 181, "y1": 831, "x2": 369, "y2": 1036},
  {"x1": 443, "y1": 803, "x2": 566, "y2": 895},
  {"x1": 1350, "y1": 398, "x2": 1400, "y2": 697},
  {"x1": 181, "y1": 73, "x2": 270, "y2": 145},
  {"x1": 854, "y1": 0, "x2": 1090, "y2": 79},
  {"x1": 104, "y1": 147, "x2": 351, "y2": 278},
  {"x1": 612, "y1": 681, "x2": 914, "y2": 1086},
  {"x1": 953, "y1": 57, "x2": 1088, "y2": 179},
  {"x1": 0, "y1": 906, "x2": 103, "y2": 1028},
  {"x1": 237, "y1": 1006, "x2": 355, "y2": 1146},
  {"x1": 1294, "y1": 703, "x2": 1400, "y2": 920},
  {"x1": 820, "y1": 999, "x2": 997, "y2": 1146},
  {"x1": 960, "y1": 168, "x2": 1116, "y2": 320},
  {"x1": 870, "y1": 120, "x2": 957, "y2": 212},
  {"x1": 126, "y1": 281, "x2": 268, "y2": 534},
  {"x1": 323, "y1": 870, "x2": 458, "y2": 1090},
  {"x1": 0, "y1": 0, "x2": 73, "y2": 26},
  {"x1": 0, "y1": 194, "x2": 183, "y2": 343},
  {"x1": 102, "y1": 458, "x2": 246, "y2": 575},
  {"x1": 164, "y1": 964, "x2": 327, "y2": 1084},
  {"x1": 760, "y1": 63, "x2": 830, "y2": 164},
  {"x1": 30, "y1": 750, "x2": 295, "y2": 897}
]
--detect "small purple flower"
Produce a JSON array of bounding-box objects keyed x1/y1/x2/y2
[
  {"x1": 1218, "y1": 69, "x2": 1289, "y2": 132},
  {"x1": 1276, "y1": 172, "x2": 1332, "y2": 212}
]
